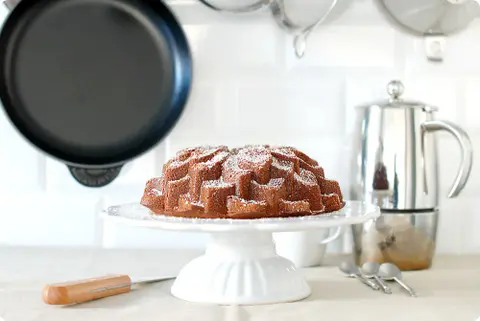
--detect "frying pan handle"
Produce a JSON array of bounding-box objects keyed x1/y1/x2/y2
[{"x1": 68, "y1": 165, "x2": 123, "y2": 188}]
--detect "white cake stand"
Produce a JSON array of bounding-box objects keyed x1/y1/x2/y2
[{"x1": 102, "y1": 201, "x2": 380, "y2": 305}]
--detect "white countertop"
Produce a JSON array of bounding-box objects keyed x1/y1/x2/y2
[{"x1": 0, "y1": 247, "x2": 479, "y2": 321}]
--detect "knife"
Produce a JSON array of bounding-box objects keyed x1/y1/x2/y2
[{"x1": 42, "y1": 274, "x2": 175, "y2": 305}]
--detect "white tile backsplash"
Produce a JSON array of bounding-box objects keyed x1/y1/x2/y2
[
  {"x1": 464, "y1": 77, "x2": 480, "y2": 132},
  {"x1": 0, "y1": 0, "x2": 479, "y2": 253},
  {"x1": 185, "y1": 23, "x2": 282, "y2": 68},
  {"x1": 0, "y1": 192, "x2": 97, "y2": 246},
  {"x1": 405, "y1": 20, "x2": 480, "y2": 75},
  {"x1": 344, "y1": 75, "x2": 399, "y2": 131},
  {"x1": 286, "y1": 25, "x2": 397, "y2": 70},
  {"x1": 463, "y1": 198, "x2": 480, "y2": 253},
  {"x1": 0, "y1": 108, "x2": 44, "y2": 191},
  {"x1": 285, "y1": 77, "x2": 345, "y2": 136},
  {"x1": 402, "y1": 76, "x2": 461, "y2": 122}
]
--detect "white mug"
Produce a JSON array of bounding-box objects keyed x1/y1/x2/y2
[{"x1": 273, "y1": 227, "x2": 345, "y2": 268}]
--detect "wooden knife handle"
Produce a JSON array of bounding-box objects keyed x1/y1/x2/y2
[{"x1": 42, "y1": 274, "x2": 132, "y2": 305}]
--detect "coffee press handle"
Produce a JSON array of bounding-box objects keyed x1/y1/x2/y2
[{"x1": 421, "y1": 120, "x2": 473, "y2": 198}]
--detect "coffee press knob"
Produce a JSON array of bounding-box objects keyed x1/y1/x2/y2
[{"x1": 387, "y1": 80, "x2": 404, "y2": 100}]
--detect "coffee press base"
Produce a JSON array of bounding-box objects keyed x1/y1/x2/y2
[{"x1": 351, "y1": 209, "x2": 439, "y2": 271}]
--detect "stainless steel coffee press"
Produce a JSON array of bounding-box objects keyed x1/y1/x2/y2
[{"x1": 349, "y1": 80, "x2": 473, "y2": 270}]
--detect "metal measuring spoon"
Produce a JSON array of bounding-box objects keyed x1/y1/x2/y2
[
  {"x1": 378, "y1": 263, "x2": 417, "y2": 297},
  {"x1": 361, "y1": 262, "x2": 392, "y2": 294},
  {"x1": 339, "y1": 261, "x2": 380, "y2": 290}
]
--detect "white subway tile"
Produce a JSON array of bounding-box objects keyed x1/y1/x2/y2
[
  {"x1": 464, "y1": 77, "x2": 480, "y2": 130},
  {"x1": 405, "y1": 21, "x2": 480, "y2": 74},
  {"x1": 112, "y1": 149, "x2": 156, "y2": 186},
  {"x1": 285, "y1": 77, "x2": 345, "y2": 136},
  {"x1": 436, "y1": 197, "x2": 466, "y2": 253},
  {"x1": 462, "y1": 198, "x2": 480, "y2": 253},
  {"x1": 286, "y1": 26, "x2": 396, "y2": 69},
  {"x1": 429, "y1": 135, "x2": 478, "y2": 253},
  {"x1": 183, "y1": 22, "x2": 283, "y2": 73},
  {"x1": 402, "y1": 76, "x2": 460, "y2": 123},
  {"x1": 236, "y1": 77, "x2": 343, "y2": 143},
  {"x1": 0, "y1": 192, "x2": 96, "y2": 246},
  {"x1": 169, "y1": 85, "x2": 220, "y2": 138},
  {"x1": 166, "y1": 83, "x2": 239, "y2": 149},
  {"x1": 345, "y1": 75, "x2": 402, "y2": 132},
  {"x1": 0, "y1": 108, "x2": 44, "y2": 191},
  {"x1": 236, "y1": 86, "x2": 290, "y2": 145}
]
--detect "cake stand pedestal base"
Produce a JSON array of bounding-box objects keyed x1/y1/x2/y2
[
  {"x1": 103, "y1": 200, "x2": 381, "y2": 305},
  {"x1": 170, "y1": 232, "x2": 311, "y2": 305}
]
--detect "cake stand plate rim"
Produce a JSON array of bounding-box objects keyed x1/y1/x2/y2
[{"x1": 100, "y1": 200, "x2": 380, "y2": 233}]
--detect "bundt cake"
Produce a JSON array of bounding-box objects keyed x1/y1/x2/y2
[{"x1": 141, "y1": 145, "x2": 344, "y2": 219}]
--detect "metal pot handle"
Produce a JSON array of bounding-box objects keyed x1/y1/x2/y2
[
  {"x1": 292, "y1": 0, "x2": 338, "y2": 58},
  {"x1": 270, "y1": 0, "x2": 302, "y2": 31},
  {"x1": 270, "y1": 0, "x2": 337, "y2": 32},
  {"x1": 270, "y1": 0, "x2": 338, "y2": 58},
  {"x1": 421, "y1": 120, "x2": 473, "y2": 198},
  {"x1": 197, "y1": 0, "x2": 272, "y2": 13}
]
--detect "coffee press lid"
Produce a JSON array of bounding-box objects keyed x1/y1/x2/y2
[{"x1": 357, "y1": 80, "x2": 439, "y2": 112}]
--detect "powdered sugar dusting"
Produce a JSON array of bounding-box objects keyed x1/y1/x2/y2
[
  {"x1": 271, "y1": 147, "x2": 295, "y2": 157},
  {"x1": 141, "y1": 145, "x2": 344, "y2": 217},
  {"x1": 205, "y1": 151, "x2": 229, "y2": 165},
  {"x1": 296, "y1": 168, "x2": 317, "y2": 185},
  {"x1": 228, "y1": 195, "x2": 267, "y2": 205},
  {"x1": 170, "y1": 159, "x2": 188, "y2": 167},
  {"x1": 203, "y1": 179, "x2": 233, "y2": 188},
  {"x1": 222, "y1": 155, "x2": 240, "y2": 171},
  {"x1": 268, "y1": 178, "x2": 285, "y2": 187},
  {"x1": 272, "y1": 158, "x2": 293, "y2": 170},
  {"x1": 237, "y1": 148, "x2": 270, "y2": 164}
]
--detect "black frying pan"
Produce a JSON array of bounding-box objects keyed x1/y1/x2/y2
[{"x1": 0, "y1": 0, "x2": 192, "y2": 187}]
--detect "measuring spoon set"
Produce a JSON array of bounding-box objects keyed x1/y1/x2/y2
[{"x1": 339, "y1": 261, "x2": 417, "y2": 297}]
